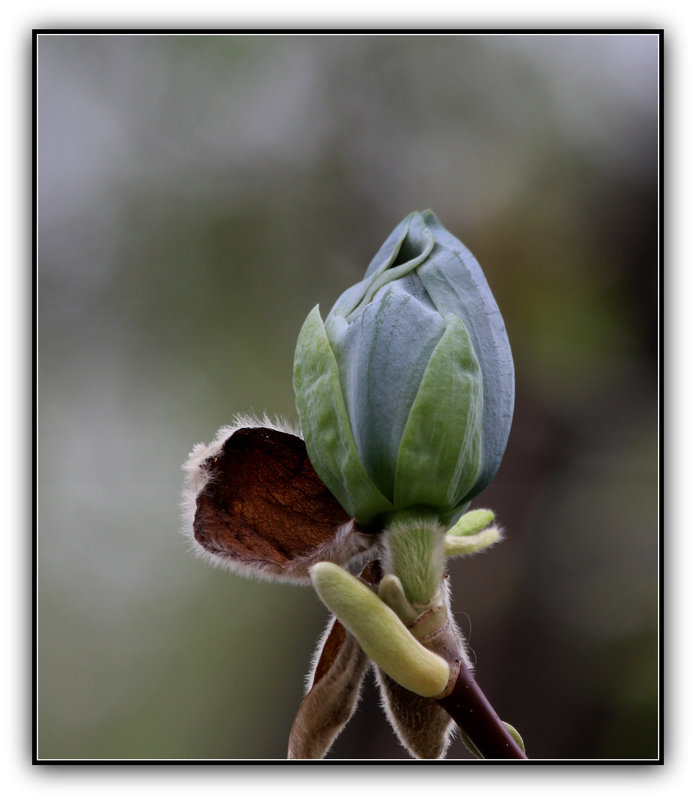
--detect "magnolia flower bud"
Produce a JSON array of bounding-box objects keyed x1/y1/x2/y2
[{"x1": 293, "y1": 210, "x2": 514, "y2": 526}]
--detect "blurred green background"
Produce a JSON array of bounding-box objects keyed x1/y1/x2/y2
[{"x1": 36, "y1": 32, "x2": 659, "y2": 760}]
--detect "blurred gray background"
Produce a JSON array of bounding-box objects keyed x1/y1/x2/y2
[{"x1": 37, "y1": 32, "x2": 659, "y2": 760}]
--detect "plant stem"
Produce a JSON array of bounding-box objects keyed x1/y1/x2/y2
[
  {"x1": 382, "y1": 517, "x2": 527, "y2": 759},
  {"x1": 383, "y1": 513, "x2": 446, "y2": 606},
  {"x1": 437, "y1": 659, "x2": 528, "y2": 759}
]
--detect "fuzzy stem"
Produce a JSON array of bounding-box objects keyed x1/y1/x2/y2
[
  {"x1": 437, "y1": 659, "x2": 528, "y2": 760},
  {"x1": 383, "y1": 514, "x2": 446, "y2": 606},
  {"x1": 382, "y1": 514, "x2": 526, "y2": 759}
]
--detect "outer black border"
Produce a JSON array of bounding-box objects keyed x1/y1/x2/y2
[
  {"x1": 657, "y1": 28, "x2": 665, "y2": 766},
  {"x1": 31, "y1": 27, "x2": 664, "y2": 767},
  {"x1": 32, "y1": 25, "x2": 38, "y2": 771}
]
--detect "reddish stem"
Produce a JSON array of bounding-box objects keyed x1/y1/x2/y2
[{"x1": 437, "y1": 660, "x2": 528, "y2": 760}]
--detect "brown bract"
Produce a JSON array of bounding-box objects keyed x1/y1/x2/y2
[{"x1": 185, "y1": 425, "x2": 377, "y2": 583}]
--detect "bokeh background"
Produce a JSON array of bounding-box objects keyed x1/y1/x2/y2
[{"x1": 36, "y1": 32, "x2": 659, "y2": 760}]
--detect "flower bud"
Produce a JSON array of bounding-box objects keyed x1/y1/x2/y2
[{"x1": 293, "y1": 210, "x2": 514, "y2": 526}]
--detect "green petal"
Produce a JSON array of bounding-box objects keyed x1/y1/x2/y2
[
  {"x1": 393, "y1": 313, "x2": 483, "y2": 512},
  {"x1": 293, "y1": 306, "x2": 393, "y2": 524}
]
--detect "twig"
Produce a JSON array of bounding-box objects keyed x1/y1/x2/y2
[{"x1": 437, "y1": 659, "x2": 528, "y2": 760}]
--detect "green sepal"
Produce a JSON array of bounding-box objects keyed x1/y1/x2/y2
[
  {"x1": 394, "y1": 313, "x2": 483, "y2": 512},
  {"x1": 293, "y1": 305, "x2": 394, "y2": 524}
]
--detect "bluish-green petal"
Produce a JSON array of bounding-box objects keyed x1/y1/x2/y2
[
  {"x1": 417, "y1": 210, "x2": 514, "y2": 500},
  {"x1": 328, "y1": 284, "x2": 445, "y2": 500}
]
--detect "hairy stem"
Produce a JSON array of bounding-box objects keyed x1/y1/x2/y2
[
  {"x1": 382, "y1": 514, "x2": 446, "y2": 605},
  {"x1": 381, "y1": 514, "x2": 526, "y2": 759}
]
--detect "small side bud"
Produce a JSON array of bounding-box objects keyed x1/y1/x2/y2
[
  {"x1": 503, "y1": 721, "x2": 526, "y2": 753},
  {"x1": 459, "y1": 727, "x2": 483, "y2": 759},
  {"x1": 378, "y1": 574, "x2": 419, "y2": 626},
  {"x1": 445, "y1": 526, "x2": 501, "y2": 557},
  {"x1": 444, "y1": 508, "x2": 501, "y2": 557},
  {"x1": 446, "y1": 508, "x2": 495, "y2": 537}
]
